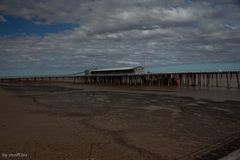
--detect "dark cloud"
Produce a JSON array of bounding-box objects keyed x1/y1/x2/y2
[{"x1": 0, "y1": 0, "x2": 240, "y2": 75}]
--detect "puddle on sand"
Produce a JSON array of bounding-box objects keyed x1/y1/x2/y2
[
  {"x1": 186, "y1": 103, "x2": 199, "y2": 106},
  {"x1": 211, "y1": 107, "x2": 233, "y2": 113},
  {"x1": 141, "y1": 105, "x2": 181, "y2": 113}
]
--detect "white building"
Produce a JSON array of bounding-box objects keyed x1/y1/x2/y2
[{"x1": 85, "y1": 66, "x2": 144, "y2": 75}]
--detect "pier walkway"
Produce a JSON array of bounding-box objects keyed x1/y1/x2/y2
[{"x1": 1, "y1": 71, "x2": 240, "y2": 89}]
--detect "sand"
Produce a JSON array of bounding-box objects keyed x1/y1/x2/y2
[{"x1": 0, "y1": 82, "x2": 240, "y2": 160}]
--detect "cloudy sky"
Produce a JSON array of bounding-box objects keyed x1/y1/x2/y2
[{"x1": 0, "y1": 0, "x2": 240, "y2": 76}]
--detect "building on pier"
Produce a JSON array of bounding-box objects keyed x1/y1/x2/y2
[{"x1": 85, "y1": 66, "x2": 144, "y2": 75}]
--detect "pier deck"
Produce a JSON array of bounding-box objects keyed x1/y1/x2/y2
[{"x1": 1, "y1": 71, "x2": 240, "y2": 89}]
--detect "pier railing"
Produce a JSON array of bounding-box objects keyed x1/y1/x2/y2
[{"x1": 0, "y1": 71, "x2": 239, "y2": 89}]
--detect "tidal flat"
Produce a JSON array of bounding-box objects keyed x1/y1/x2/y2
[{"x1": 0, "y1": 83, "x2": 240, "y2": 160}]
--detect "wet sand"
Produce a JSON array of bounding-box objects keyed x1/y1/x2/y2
[{"x1": 0, "y1": 83, "x2": 240, "y2": 160}]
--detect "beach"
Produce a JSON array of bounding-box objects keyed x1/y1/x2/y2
[{"x1": 0, "y1": 82, "x2": 240, "y2": 160}]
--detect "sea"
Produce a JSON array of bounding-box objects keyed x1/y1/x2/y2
[{"x1": 146, "y1": 63, "x2": 240, "y2": 73}]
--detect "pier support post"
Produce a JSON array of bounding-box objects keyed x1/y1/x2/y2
[
  {"x1": 206, "y1": 74, "x2": 210, "y2": 88},
  {"x1": 198, "y1": 74, "x2": 201, "y2": 87},
  {"x1": 216, "y1": 73, "x2": 218, "y2": 88},
  {"x1": 226, "y1": 73, "x2": 230, "y2": 89},
  {"x1": 236, "y1": 72, "x2": 240, "y2": 89}
]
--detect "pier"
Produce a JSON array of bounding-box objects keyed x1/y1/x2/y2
[{"x1": 1, "y1": 71, "x2": 240, "y2": 89}]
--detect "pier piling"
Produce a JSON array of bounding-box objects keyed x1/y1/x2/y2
[{"x1": 1, "y1": 71, "x2": 239, "y2": 89}]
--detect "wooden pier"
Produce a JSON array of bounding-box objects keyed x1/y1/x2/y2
[{"x1": 0, "y1": 71, "x2": 240, "y2": 89}]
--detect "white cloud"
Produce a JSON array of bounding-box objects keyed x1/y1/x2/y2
[
  {"x1": 0, "y1": 0, "x2": 240, "y2": 75},
  {"x1": 117, "y1": 60, "x2": 140, "y2": 65}
]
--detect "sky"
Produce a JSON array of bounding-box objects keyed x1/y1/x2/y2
[{"x1": 0, "y1": 0, "x2": 240, "y2": 76}]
